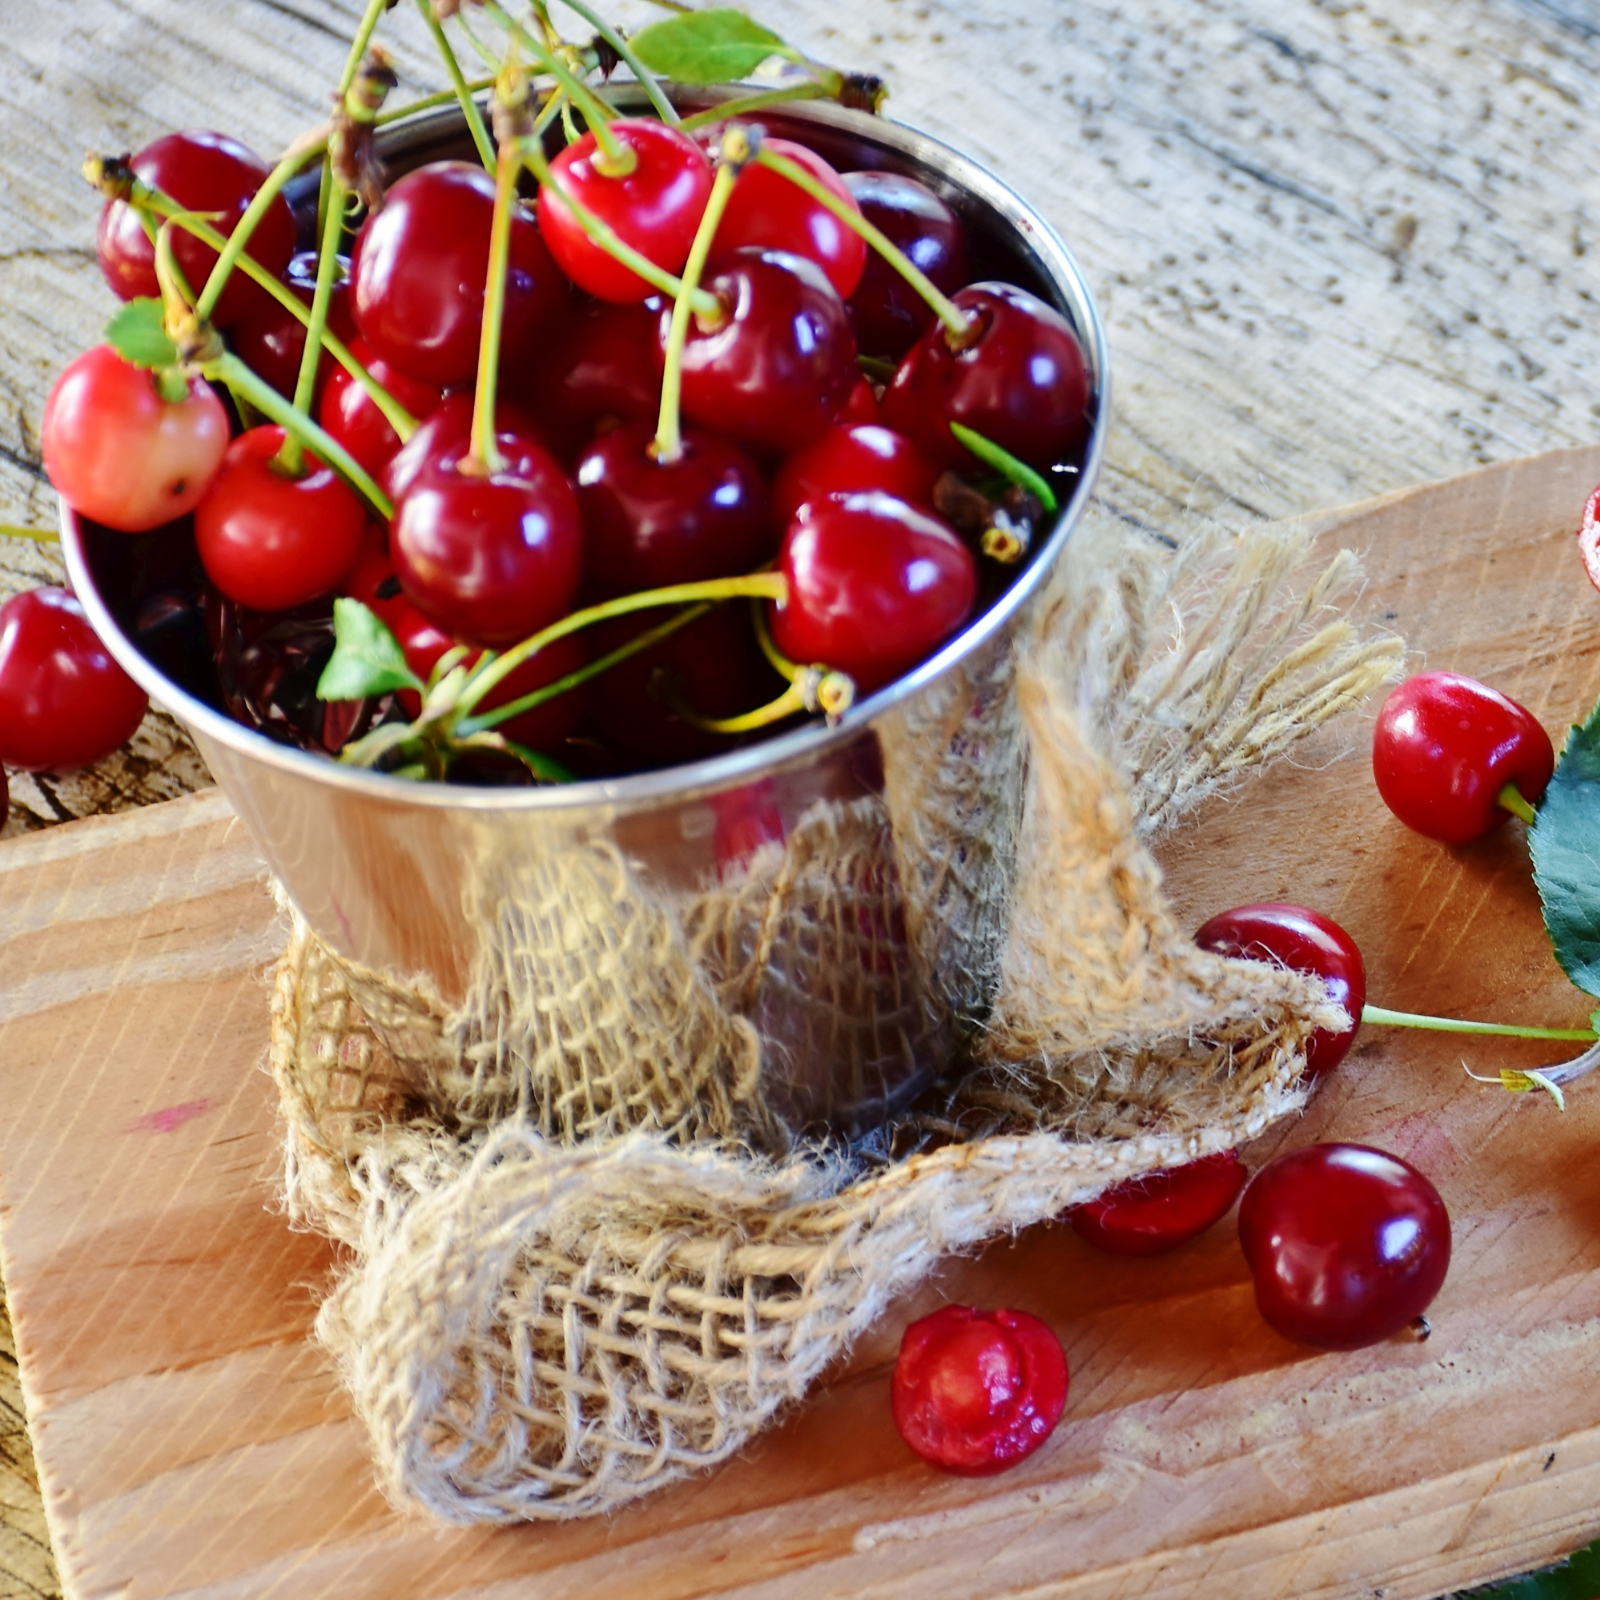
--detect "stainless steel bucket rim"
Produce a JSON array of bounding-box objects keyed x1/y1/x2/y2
[{"x1": 62, "y1": 93, "x2": 1112, "y2": 815}]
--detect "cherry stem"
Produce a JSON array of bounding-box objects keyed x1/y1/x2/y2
[
  {"x1": 754, "y1": 146, "x2": 976, "y2": 345},
  {"x1": 516, "y1": 137, "x2": 720, "y2": 316},
  {"x1": 1498, "y1": 782, "x2": 1537, "y2": 825},
  {"x1": 376, "y1": 78, "x2": 495, "y2": 128},
  {"x1": 277, "y1": 179, "x2": 351, "y2": 478},
  {"x1": 655, "y1": 141, "x2": 743, "y2": 462},
  {"x1": 678, "y1": 84, "x2": 829, "y2": 133},
  {"x1": 204, "y1": 350, "x2": 394, "y2": 520},
  {"x1": 129, "y1": 187, "x2": 418, "y2": 441},
  {"x1": 668, "y1": 675, "x2": 809, "y2": 736},
  {"x1": 415, "y1": 0, "x2": 497, "y2": 171},
  {"x1": 457, "y1": 602, "x2": 712, "y2": 735},
  {"x1": 0, "y1": 524, "x2": 58, "y2": 544},
  {"x1": 193, "y1": 125, "x2": 326, "y2": 325},
  {"x1": 1360, "y1": 1004, "x2": 1596, "y2": 1043},
  {"x1": 557, "y1": 0, "x2": 680, "y2": 126},
  {"x1": 339, "y1": 0, "x2": 390, "y2": 96},
  {"x1": 455, "y1": 571, "x2": 788, "y2": 718},
  {"x1": 479, "y1": 0, "x2": 632, "y2": 172},
  {"x1": 152, "y1": 220, "x2": 196, "y2": 325},
  {"x1": 467, "y1": 69, "x2": 528, "y2": 477}
]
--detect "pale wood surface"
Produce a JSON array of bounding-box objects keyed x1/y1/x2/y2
[
  {"x1": 5, "y1": 0, "x2": 1600, "y2": 1592},
  {"x1": 2, "y1": 450, "x2": 1600, "y2": 1599}
]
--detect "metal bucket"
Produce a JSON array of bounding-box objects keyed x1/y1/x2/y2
[{"x1": 62, "y1": 92, "x2": 1111, "y2": 1138}]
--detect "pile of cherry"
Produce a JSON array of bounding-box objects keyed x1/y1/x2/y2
[{"x1": 21, "y1": 62, "x2": 1092, "y2": 791}]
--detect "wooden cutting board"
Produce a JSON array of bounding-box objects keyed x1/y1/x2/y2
[{"x1": 7, "y1": 447, "x2": 1600, "y2": 1600}]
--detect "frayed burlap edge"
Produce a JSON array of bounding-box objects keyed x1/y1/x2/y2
[{"x1": 268, "y1": 502, "x2": 1403, "y2": 1524}]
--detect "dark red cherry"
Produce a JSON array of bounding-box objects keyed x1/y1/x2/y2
[
  {"x1": 1193, "y1": 903, "x2": 1365, "y2": 1082},
  {"x1": 589, "y1": 605, "x2": 778, "y2": 765},
  {"x1": 0, "y1": 587, "x2": 148, "y2": 770},
  {"x1": 770, "y1": 491, "x2": 976, "y2": 693},
  {"x1": 882, "y1": 282, "x2": 1092, "y2": 471},
  {"x1": 1372, "y1": 671, "x2": 1555, "y2": 845},
  {"x1": 380, "y1": 392, "x2": 551, "y2": 504},
  {"x1": 512, "y1": 298, "x2": 663, "y2": 460},
  {"x1": 667, "y1": 249, "x2": 858, "y2": 454},
  {"x1": 390, "y1": 413, "x2": 582, "y2": 648},
  {"x1": 575, "y1": 421, "x2": 772, "y2": 597},
  {"x1": 318, "y1": 336, "x2": 446, "y2": 481},
  {"x1": 1069, "y1": 1152, "x2": 1248, "y2": 1256},
  {"x1": 711, "y1": 137, "x2": 867, "y2": 300},
  {"x1": 194, "y1": 426, "x2": 368, "y2": 613},
  {"x1": 351, "y1": 161, "x2": 566, "y2": 388},
  {"x1": 892, "y1": 1305, "x2": 1068, "y2": 1476},
  {"x1": 840, "y1": 375, "x2": 880, "y2": 425},
  {"x1": 96, "y1": 130, "x2": 297, "y2": 326},
  {"x1": 772, "y1": 423, "x2": 939, "y2": 528},
  {"x1": 228, "y1": 251, "x2": 355, "y2": 400},
  {"x1": 1238, "y1": 1143, "x2": 1451, "y2": 1350},
  {"x1": 538, "y1": 120, "x2": 713, "y2": 302},
  {"x1": 842, "y1": 170, "x2": 970, "y2": 359}
]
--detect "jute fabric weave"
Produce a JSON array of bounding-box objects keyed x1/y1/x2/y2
[{"x1": 269, "y1": 504, "x2": 1403, "y2": 1523}]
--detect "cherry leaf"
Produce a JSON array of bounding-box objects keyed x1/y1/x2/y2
[
  {"x1": 317, "y1": 599, "x2": 424, "y2": 701},
  {"x1": 1529, "y1": 696, "x2": 1600, "y2": 997},
  {"x1": 629, "y1": 9, "x2": 795, "y2": 84},
  {"x1": 103, "y1": 298, "x2": 179, "y2": 370}
]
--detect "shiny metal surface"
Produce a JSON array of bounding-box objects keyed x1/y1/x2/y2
[{"x1": 63, "y1": 92, "x2": 1111, "y2": 1136}]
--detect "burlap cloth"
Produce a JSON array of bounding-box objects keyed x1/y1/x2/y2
[{"x1": 268, "y1": 503, "x2": 1402, "y2": 1524}]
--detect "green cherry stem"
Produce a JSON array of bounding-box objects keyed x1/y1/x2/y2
[
  {"x1": 655, "y1": 136, "x2": 743, "y2": 462},
  {"x1": 376, "y1": 77, "x2": 495, "y2": 129},
  {"x1": 126, "y1": 188, "x2": 417, "y2": 441},
  {"x1": 415, "y1": 0, "x2": 497, "y2": 170},
  {"x1": 668, "y1": 675, "x2": 810, "y2": 735},
  {"x1": 204, "y1": 351, "x2": 393, "y2": 520},
  {"x1": 456, "y1": 572, "x2": 788, "y2": 718},
  {"x1": 516, "y1": 136, "x2": 720, "y2": 315},
  {"x1": 557, "y1": 0, "x2": 681, "y2": 125},
  {"x1": 277, "y1": 179, "x2": 352, "y2": 478},
  {"x1": 1360, "y1": 1004, "x2": 1596, "y2": 1043},
  {"x1": 479, "y1": 0, "x2": 632, "y2": 172},
  {"x1": 677, "y1": 84, "x2": 830, "y2": 133},
  {"x1": 1498, "y1": 782, "x2": 1537, "y2": 825},
  {"x1": 0, "y1": 525, "x2": 58, "y2": 544},
  {"x1": 457, "y1": 602, "x2": 712, "y2": 735},
  {"x1": 754, "y1": 145, "x2": 976, "y2": 345}
]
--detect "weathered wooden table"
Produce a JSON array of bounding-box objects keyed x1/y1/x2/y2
[{"x1": 3, "y1": 0, "x2": 1600, "y2": 1592}]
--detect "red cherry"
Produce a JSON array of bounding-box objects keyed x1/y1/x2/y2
[
  {"x1": 589, "y1": 605, "x2": 776, "y2": 765},
  {"x1": 513, "y1": 298, "x2": 663, "y2": 459},
  {"x1": 1069, "y1": 1151, "x2": 1248, "y2": 1256},
  {"x1": 710, "y1": 137, "x2": 867, "y2": 299},
  {"x1": 380, "y1": 392, "x2": 552, "y2": 504},
  {"x1": 96, "y1": 130, "x2": 297, "y2": 327},
  {"x1": 228, "y1": 251, "x2": 355, "y2": 400},
  {"x1": 42, "y1": 346, "x2": 230, "y2": 533},
  {"x1": 350, "y1": 161, "x2": 566, "y2": 388},
  {"x1": 318, "y1": 337, "x2": 446, "y2": 481},
  {"x1": 390, "y1": 414, "x2": 583, "y2": 648},
  {"x1": 1372, "y1": 671, "x2": 1554, "y2": 844},
  {"x1": 1238, "y1": 1143, "x2": 1451, "y2": 1350},
  {"x1": 771, "y1": 423, "x2": 939, "y2": 529},
  {"x1": 0, "y1": 587, "x2": 148, "y2": 770},
  {"x1": 842, "y1": 170, "x2": 970, "y2": 358},
  {"x1": 770, "y1": 491, "x2": 977, "y2": 693},
  {"x1": 194, "y1": 426, "x2": 367, "y2": 612},
  {"x1": 1193, "y1": 903, "x2": 1365, "y2": 1081},
  {"x1": 840, "y1": 375, "x2": 880, "y2": 425},
  {"x1": 575, "y1": 421, "x2": 772, "y2": 597},
  {"x1": 891, "y1": 1305, "x2": 1067, "y2": 1476},
  {"x1": 882, "y1": 282, "x2": 1092, "y2": 471},
  {"x1": 538, "y1": 120, "x2": 713, "y2": 302},
  {"x1": 667, "y1": 249, "x2": 858, "y2": 454}
]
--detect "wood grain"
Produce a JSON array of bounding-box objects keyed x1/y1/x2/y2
[{"x1": 3, "y1": 447, "x2": 1600, "y2": 1599}]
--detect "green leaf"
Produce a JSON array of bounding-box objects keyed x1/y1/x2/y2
[
  {"x1": 1447, "y1": 1532, "x2": 1600, "y2": 1599},
  {"x1": 317, "y1": 599, "x2": 425, "y2": 702},
  {"x1": 103, "y1": 298, "x2": 179, "y2": 370},
  {"x1": 629, "y1": 9, "x2": 792, "y2": 84},
  {"x1": 949, "y1": 422, "x2": 1059, "y2": 515},
  {"x1": 1530, "y1": 697, "x2": 1600, "y2": 997}
]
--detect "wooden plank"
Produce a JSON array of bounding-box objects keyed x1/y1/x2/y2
[{"x1": 4, "y1": 446, "x2": 1600, "y2": 1599}]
